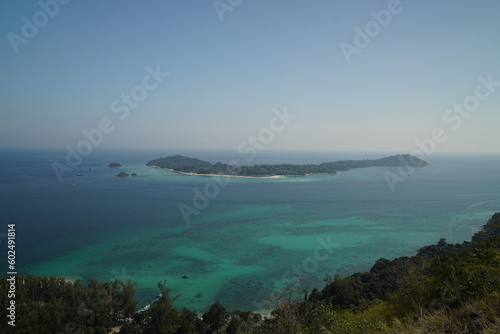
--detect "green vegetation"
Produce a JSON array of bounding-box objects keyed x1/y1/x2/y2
[
  {"x1": 146, "y1": 154, "x2": 428, "y2": 177},
  {"x1": 2, "y1": 212, "x2": 499, "y2": 333},
  {"x1": 0, "y1": 277, "x2": 137, "y2": 333}
]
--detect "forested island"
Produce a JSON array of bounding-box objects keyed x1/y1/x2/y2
[
  {"x1": 146, "y1": 154, "x2": 428, "y2": 177},
  {"x1": 3, "y1": 212, "x2": 499, "y2": 333}
]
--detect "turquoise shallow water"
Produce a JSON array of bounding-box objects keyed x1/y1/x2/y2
[{"x1": 1, "y1": 148, "x2": 499, "y2": 312}]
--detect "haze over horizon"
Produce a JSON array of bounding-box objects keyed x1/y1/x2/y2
[{"x1": 1, "y1": 0, "x2": 500, "y2": 154}]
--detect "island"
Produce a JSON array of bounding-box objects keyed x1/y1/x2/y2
[
  {"x1": 108, "y1": 162, "x2": 122, "y2": 168},
  {"x1": 116, "y1": 172, "x2": 138, "y2": 177},
  {"x1": 146, "y1": 154, "x2": 428, "y2": 178}
]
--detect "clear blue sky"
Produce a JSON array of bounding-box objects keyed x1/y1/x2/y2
[{"x1": 1, "y1": 0, "x2": 499, "y2": 153}]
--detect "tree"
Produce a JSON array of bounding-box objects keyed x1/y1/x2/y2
[
  {"x1": 203, "y1": 302, "x2": 229, "y2": 333},
  {"x1": 120, "y1": 280, "x2": 139, "y2": 320},
  {"x1": 142, "y1": 281, "x2": 181, "y2": 334}
]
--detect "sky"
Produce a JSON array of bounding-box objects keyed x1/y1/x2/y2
[{"x1": 1, "y1": 0, "x2": 500, "y2": 153}]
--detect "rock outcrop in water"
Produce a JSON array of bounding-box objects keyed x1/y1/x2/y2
[{"x1": 116, "y1": 172, "x2": 138, "y2": 177}]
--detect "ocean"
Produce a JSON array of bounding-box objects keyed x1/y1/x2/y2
[{"x1": 1, "y1": 147, "x2": 499, "y2": 312}]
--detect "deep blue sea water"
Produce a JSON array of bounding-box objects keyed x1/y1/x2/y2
[{"x1": 1, "y1": 147, "x2": 499, "y2": 312}]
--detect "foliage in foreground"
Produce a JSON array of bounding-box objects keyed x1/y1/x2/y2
[
  {"x1": 1, "y1": 212, "x2": 499, "y2": 333},
  {"x1": 0, "y1": 277, "x2": 137, "y2": 333}
]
